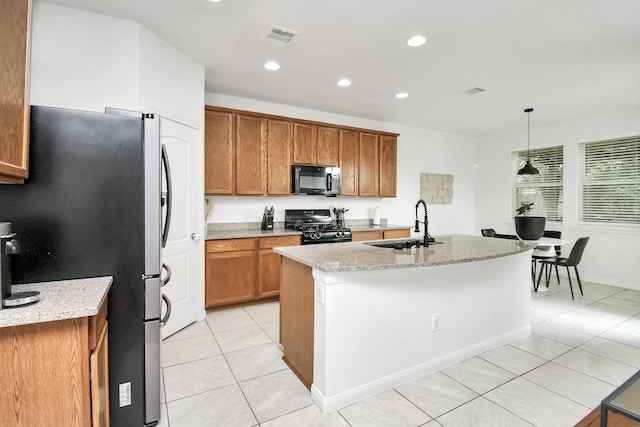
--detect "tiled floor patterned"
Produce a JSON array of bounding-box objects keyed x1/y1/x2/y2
[{"x1": 158, "y1": 278, "x2": 640, "y2": 427}]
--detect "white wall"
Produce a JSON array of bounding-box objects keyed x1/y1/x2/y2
[
  {"x1": 475, "y1": 108, "x2": 640, "y2": 290},
  {"x1": 205, "y1": 93, "x2": 478, "y2": 236}
]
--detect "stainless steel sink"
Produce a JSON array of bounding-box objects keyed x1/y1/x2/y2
[{"x1": 365, "y1": 239, "x2": 442, "y2": 249}]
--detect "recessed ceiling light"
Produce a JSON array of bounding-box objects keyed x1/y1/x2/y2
[
  {"x1": 208, "y1": 0, "x2": 222, "y2": 2},
  {"x1": 395, "y1": 92, "x2": 409, "y2": 99},
  {"x1": 337, "y1": 78, "x2": 351, "y2": 87},
  {"x1": 407, "y1": 35, "x2": 426, "y2": 47},
  {"x1": 264, "y1": 61, "x2": 280, "y2": 71}
]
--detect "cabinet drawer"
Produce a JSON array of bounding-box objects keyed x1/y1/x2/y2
[
  {"x1": 206, "y1": 238, "x2": 256, "y2": 253},
  {"x1": 352, "y1": 230, "x2": 383, "y2": 241},
  {"x1": 259, "y1": 235, "x2": 301, "y2": 249},
  {"x1": 383, "y1": 229, "x2": 410, "y2": 239}
]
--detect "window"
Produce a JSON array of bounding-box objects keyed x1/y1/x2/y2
[
  {"x1": 578, "y1": 136, "x2": 640, "y2": 225},
  {"x1": 512, "y1": 146, "x2": 563, "y2": 221}
]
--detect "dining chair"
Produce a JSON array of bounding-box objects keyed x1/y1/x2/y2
[
  {"x1": 535, "y1": 237, "x2": 589, "y2": 299},
  {"x1": 481, "y1": 229, "x2": 496, "y2": 237},
  {"x1": 532, "y1": 230, "x2": 562, "y2": 287}
]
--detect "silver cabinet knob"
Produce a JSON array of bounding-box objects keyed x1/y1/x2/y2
[{"x1": 191, "y1": 232, "x2": 201, "y2": 241}]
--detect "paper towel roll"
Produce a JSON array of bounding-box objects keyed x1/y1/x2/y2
[{"x1": 373, "y1": 206, "x2": 380, "y2": 226}]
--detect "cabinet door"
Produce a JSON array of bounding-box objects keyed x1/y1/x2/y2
[
  {"x1": 293, "y1": 123, "x2": 316, "y2": 164},
  {"x1": 379, "y1": 135, "x2": 397, "y2": 197},
  {"x1": 257, "y1": 235, "x2": 301, "y2": 298},
  {"x1": 338, "y1": 129, "x2": 358, "y2": 196},
  {"x1": 204, "y1": 110, "x2": 234, "y2": 194},
  {"x1": 358, "y1": 132, "x2": 379, "y2": 196},
  {"x1": 90, "y1": 321, "x2": 109, "y2": 427},
  {"x1": 0, "y1": 0, "x2": 31, "y2": 182},
  {"x1": 267, "y1": 120, "x2": 292, "y2": 195},
  {"x1": 236, "y1": 115, "x2": 266, "y2": 195},
  {"x1": 205, "y1": 250, "x2": 256, "y2": 307},
  {"x1": 384, "y1": 229, "x2": 410, "y2": 239},
  {"x1": 316, "y1": 126, "x2": 339, "y2": 166}
]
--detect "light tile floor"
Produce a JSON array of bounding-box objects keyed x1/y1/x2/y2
[{"x1": 158, "y1": 279, "x2": 640, "y2": 426}]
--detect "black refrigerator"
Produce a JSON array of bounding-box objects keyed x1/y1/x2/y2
[{"x1": 0, "y1": 105, "x2": 172, "y2": 426}]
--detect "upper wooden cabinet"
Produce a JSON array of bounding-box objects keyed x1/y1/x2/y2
[
  {"x1": 235, "y1": 115, "x2": 266, "y2": 195},
  {"x1": 204, "y1": 110, "x2": 234, "y2": 194},
  {"x1": 267, "y1": 120, "x2": 292, "y2": 195},
  {"x1": 0, "y1": 0, "x2": 31, "y2": 183},
  {"x1": 358, "y1": 132, "x2": 379, "y2": 197},
  {"x1": 338, "y1": 129, "x2": 359, "y2": 196},
  {"x1": 379, "y1": 135, "x2": 397, "y2": 197},
  {"x1": 316, "y1": 126, "x2": 339, "y2": 166},
  {"x1": 293, "y1": 123, "x2": 339, "y2": 166},
  {"x1": 203, "y1": 106, "x2": 398, "y2": 197},
  {"x1": 293, "y1": 123, "x2": 317, "y2": 165}
]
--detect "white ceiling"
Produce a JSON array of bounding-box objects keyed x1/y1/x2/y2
[{"x1": 41, "y1": 0, "x2": 640, "y2": 136}]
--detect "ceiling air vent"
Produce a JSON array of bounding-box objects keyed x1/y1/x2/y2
[{"x1": 263, "y1": 25, "x2": 298, "y2": 47}]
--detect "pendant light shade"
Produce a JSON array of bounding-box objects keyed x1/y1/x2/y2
[{"x1": 517, "y1": 108, "x2": 539, "y2": 175}]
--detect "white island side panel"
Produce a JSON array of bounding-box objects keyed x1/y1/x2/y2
[{"x1": 310, "y1": 250, "x2": 531, "y2": 413}]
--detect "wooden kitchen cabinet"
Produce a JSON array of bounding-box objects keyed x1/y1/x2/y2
[
  {"x1": 384, "y1": 229, "x2": 410, "y2": 239},
  {"x1": 236, "y1": 115, "x2": 266, "y2": 195},
  {"x1": 293, "y1": 123, "x2": 339, "y2": 166},
  {"x1": 379, "y1": 135, "x2": 397, "y2": 197},
  {"x1": 338, "y1": 129, "x2": 359, "y2": 196},
  {"x1": 205, "y1": 235, "x2": 301, "y2": 308},
  {"x1": 358, "y1": 132, "x2": 379, "y2": 196},
  {"x1": 293, "y1": 122, "x2": 317, "y2": 165},
  {"x1": 316, "y1": 126, "x2": 339, "y2": 166},
  {"x1": 204, "y1": 110, "x2": 234, "y2": 194},
  {"x1": 0, "y1": 300, "x2": 109, "y2": 427},
  {"x1": 205, "y1": 239, "x2": 257, "y2": 307},
  {"x1": 258, "y1": 235, "x2": 301, "y2": 298},
  {"x1": 0, "y1": 0, "x2": 31, "y2": 183},
  {"x1": 267, "y1": 120, "x2": 292, "y2": 195}
]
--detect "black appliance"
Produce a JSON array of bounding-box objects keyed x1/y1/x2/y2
[
  {"x1": 261, "y1": 206, "x2": 274, "y2": 230},
  {"x1": 292, "y1": 165, "x2": 341, "y2": 196},
  {"x1": 0, "y1": 105, "x2": 172, "y2": 426},
  {"x1": 285, "y1": 209, "x2": 351, "y2": 244}
]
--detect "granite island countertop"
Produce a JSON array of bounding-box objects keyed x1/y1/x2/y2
[
  {"x1": 0, "y1": 276, "x2": 112, "y2": 328},
  {"x1": 274, "y1": 234, "x2": 534, "y2": 272}
]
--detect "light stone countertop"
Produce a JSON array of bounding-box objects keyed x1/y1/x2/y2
[
  {"x1": 0, "y1": 276, "x2": 112, "y2": 328},
  {"x1": 205, "y1": 221, "x2": 412, "y2": 240},
  {"x1": 274, "y1": 234, "x2": 534, "y2": 272}
]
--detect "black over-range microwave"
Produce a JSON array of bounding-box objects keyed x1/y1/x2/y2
[{"x1": 292, "y1": 165, "x2": 341, "y2": 196}]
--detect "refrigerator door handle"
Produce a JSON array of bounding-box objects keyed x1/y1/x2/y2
[
  {"x1": 161, "y1": 144, "x2": 172, "y2": 249},
  {"x1": 160, "y1": 262, "x2": 171, "y2": 287},
  {"x1": 160, "y1": 293, "x2": 172, "y2": 327}
]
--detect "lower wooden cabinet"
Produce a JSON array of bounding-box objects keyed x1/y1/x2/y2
[
  {"x1": 0, "y1": 301, "x2": 109, "y2": 427},
  {"x1": 205, "y1": 235, "x2": 301, "y2": 308}
]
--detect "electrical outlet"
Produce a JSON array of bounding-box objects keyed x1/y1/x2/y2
[
  {"x1": 119, "y1": 382, "x2": 132, "y2": 407},
  {"x1": 431, "y1": 313, "x2": 441, "y2": 332}
]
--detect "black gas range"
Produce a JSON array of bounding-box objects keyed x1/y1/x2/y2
[{"x1": 285, "y1": 209, "x2": 352, "y2": 245}]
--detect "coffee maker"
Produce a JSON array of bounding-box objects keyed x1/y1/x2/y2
[{"x1": 0, "y1": 222, "x2": 39, "y2": 308}]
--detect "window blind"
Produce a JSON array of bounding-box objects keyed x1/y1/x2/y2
[
  {"x1": 578, "y1": 136, "x2": 640, "y2": 225},
  {"x1": 512, "y1": 146, "x2": 563, "y2": 221}
]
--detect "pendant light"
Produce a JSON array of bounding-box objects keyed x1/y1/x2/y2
[{"x1": 517, "y1": 108, "x2": 540, "y2": 175}]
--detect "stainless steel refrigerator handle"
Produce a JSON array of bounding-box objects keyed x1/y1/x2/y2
[
  {"x1": 160, "y1": 262, "x2": 171, "y2": 287},
  {"x1": 160, "y1": 294, "x2": 172, "y2": 327},
  {"x1": 161, "y1": 144, "x2": 173, "y2": 248}
]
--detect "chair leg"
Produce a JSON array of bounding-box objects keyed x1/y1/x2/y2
[
  {"x1": 535, "y1": 264, "x2": 546, "y2": 291},
  {"x1": 554, "y1": 265, "x2": 560, "y2": 284},
  {"x1": 566, "y1": 267, "x2": 574, "y2": 299},
  {"x1": 574, "y1": 266, "x2": 584, "y2": 296}
]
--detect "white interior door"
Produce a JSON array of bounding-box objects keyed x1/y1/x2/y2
[{"x1": 160, "y1": 116, "x2": 204, "y2": 338}]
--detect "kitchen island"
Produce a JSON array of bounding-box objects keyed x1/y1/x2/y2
[{"x1": 274, "y1": 235, "x2": 533, "y2": 413}]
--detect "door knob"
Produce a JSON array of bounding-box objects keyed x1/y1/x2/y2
[{"x1": 191, "y1": 232, "x2": 201, "y2": 241}]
